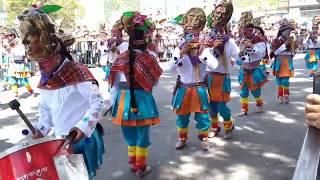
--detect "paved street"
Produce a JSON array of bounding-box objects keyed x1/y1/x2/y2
[{"x1": 0, "y1": 54, "x2": 310, "y2": 180}]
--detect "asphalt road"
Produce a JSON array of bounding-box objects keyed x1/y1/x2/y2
[{"x1": 0, "y1": 54, "x2": 310, "y2": 180}]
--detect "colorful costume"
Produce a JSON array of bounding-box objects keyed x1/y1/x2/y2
[
  {"x1": 18, "y1": 7, "x2": 105, "y2": 179},
  {"x1": 7, "y1": 41, "x2": 33, "y2": 96},
  {"x1": 109, "y1": 12, "x2": 162, "y2": 177},
  {"x1": 101, "y1": 23, "x2": 129, "y2": 81},
  {"x1": 237, "y1": 12, "x2": 268, "y2": 115},
  {"x1": 205, "y1": 0, "x2": 238, "y2": 138},
  {"x1": 270, "y1": 19, "x2": 298, "y2": 104},
  {"x1": 305, "y1": 17, "x2": 320, "y2": 77},
  {"x1": 168, "y1": 8, "x2": 212, "y2": 150}
]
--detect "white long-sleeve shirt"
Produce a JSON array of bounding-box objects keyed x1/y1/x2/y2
[
  {"x1": 163, "y1": 53, "x2": 216, "y2": 83},
  {"x1": 306, "y1": 39, "x2": 320, "y2": 49},
  {"x1": 242, "y1": 42, "x2": 266, "y2": 63},
  {"x1": 36, "y1": 81, "x2": 104, "y2": 137},
  {"x1": 203, "y1": 38, "x2": 239, "y2": 73}
]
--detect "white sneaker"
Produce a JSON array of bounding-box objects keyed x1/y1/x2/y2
[
  {"x1": 256, "y1": 106, "x2": 263, "y2": 113},
  {"x1": 284, "y1": 96, "x2": 290, "y2": 104},
  {"x1": 175, "y1": 140, "x2": 187, "y2": 150},
  {"x1": 238, "y1": 111, "x2": 248, "y2": 117},
  {"x1": 278, "y1": 97, "x2": 284, "y2": 104},
  {"x1": 224, "y1": 129, "x2": 233, "y2": 139},
  {"x1": 136, "y1": 165, "x2": 152, "y2": 177},
  {"x1": 208, "y1": 127, "x2": 221, "y2": 138},
  {"x1": 200, "y1": 138, "x2": 210, "y2": 151}
]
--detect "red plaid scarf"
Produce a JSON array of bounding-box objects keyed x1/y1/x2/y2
[
  {"x1": 109, "y1": 51, "x2": 163, "y2": 91},
  {"x1": 38, "y1": 61, "x2": 97, "y2": 90}
]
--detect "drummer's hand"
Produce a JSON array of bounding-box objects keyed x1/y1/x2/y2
[
  {"x1": 305, "y1": 94, "x2": 320, "y2": 129},
  {"x1": 69, "y1": 127, "x2": 85, "y2": 144},
  {"x1": 32, "y1": 129, "x2": 44, "y2": 139}
]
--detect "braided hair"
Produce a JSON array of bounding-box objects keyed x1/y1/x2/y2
[{"x1": 128, "y1": 27, "x2": 147, "y2": 113}]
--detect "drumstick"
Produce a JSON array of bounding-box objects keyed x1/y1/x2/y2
[
  {"x1": 62, "y1": 130, "x2": 77, "y2": 149},
  {"x1": 8, "y1": 99, "x2": 36, "y2": 135}
]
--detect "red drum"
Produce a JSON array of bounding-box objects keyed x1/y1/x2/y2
[{"x1": 0, "y1": 137, "x2": 72, "y2": 180}]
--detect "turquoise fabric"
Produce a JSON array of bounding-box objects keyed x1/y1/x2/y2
[
  {"x1": 240, "y1": 84, "x2": 261, "y2": 98},
  {"x1": 260, "y1": 64, "x2": 267, "y2": 71},
  {"x1": 306, "y1": 61, "x2": 318, "y2": 71},
  {"x1": 209, "y1": 102, "x2": 231, "y2": 121},
  {"x1": 8, "y1": 77, "x2": 30, "y2": 85},
  {"x1": 271, "y1": 56, "x2": 294, "y2": 73},
  {"x1": 172, "y1": 86, "x2": 209, "y2": 111},
  {"x1": 121, "y1": 126, "x2": 151, "y2": 148},
  {"x1": 238, "y1": 68, "x2": 267, "y2": 86},
  {"x1": 102, "y1": 65, "x2": 111, "y2": 80},
  {"x1": 276, "y1": 77, "x2": 290, "y2": 87},
  {"x1": 111, "y1": 89, "x2": 159, "y2": 121},
  {"x1": 72, "y1": 129, "x2": 105, "y2": 178},
  {"x1": 176, "y1": 113, "x2": 210, "y2": 131},
  {"x1": 305, "y1": 49, "x2": 320, "y2": 61},
  {"x1": 207, "y1": 75, "x2": 231, "y2": 93}
]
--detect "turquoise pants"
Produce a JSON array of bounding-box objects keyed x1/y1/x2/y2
[
  {"x1": 121, "y1": 126, "x2": 151, "y2": 148},
  {"x1": 176, "y1": 113, "x2": 210, "y2": 131},
  {"x1": 209, "y1": 102, "x2": 231, "y2": 121},
  {"x1": 275, "y1": 77, "x2": 290, "y2": 87},
  {"x1": 240, "y1": 84, "x2": 261, "y2": 99}
]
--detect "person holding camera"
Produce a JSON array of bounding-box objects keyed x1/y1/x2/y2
[
  {"x1": 236, "y1": 12, "x2": 268, "y2": 116},
  {"x1": 270, "y1": 19, "x2": 299, "y2": 104}
]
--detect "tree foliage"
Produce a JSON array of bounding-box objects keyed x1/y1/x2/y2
[
  {"x1": 234, "y1": 0, "x2": 281, "y2": 11},
  {"x1": 5, "y1": 0, "x2": 84, "y2": 30},
  {"x1": 104, "y1": 0, "x2": 140, "y2": 24}
]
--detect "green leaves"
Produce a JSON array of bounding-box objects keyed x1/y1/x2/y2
[
  {"x1": 123, "y1": 11, "x2": 135, "y2": 17},
  {"x1": 207, "y1": 15, "x2": 212, "y2": 28},
  {"x1": 40, "y1": 5, "x2": 63, "y2": 14},
  {"x1": 137, "y1": 25, "x2": 147, "y2": 32},
  {"x1": 173, "y1": 14, "x2": 184, "y2": 25}
]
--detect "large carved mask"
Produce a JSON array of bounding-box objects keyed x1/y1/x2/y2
[
  {"x1": 182, "y1": 8, "x2": 206, "y2": 34},
  {"x1": 210, "y1": 1, "x2": 233, "y2": 28}
]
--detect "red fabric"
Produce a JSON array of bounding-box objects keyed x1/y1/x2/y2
[
  {"x1": 284, "y1": 88, "x2": 290, "y2": 96},
  {"x1": 109, "y1": 51, "x2": 163, "y2": 91},
  {"x1": 241, "y1": 102, "x2": 249, "y2": 113},
  {"x1": 278, "y1": 86, "x2": 284, "y2": 97},
  {"x1": 147, "y1": 43, "x2": 158, "y2": 53},
  {"x1": 38, "y1": 61, "x2": 97, "y2": 90}
]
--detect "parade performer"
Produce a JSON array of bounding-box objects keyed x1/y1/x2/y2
[
  {"x1": 305, "y1": 16, "x2": 320, "y2": 78},
  {"x1": 237, "y1": 12, "x2": 268, "y2": 116},
  {"x1": 102, "y1": 22, "x2": 128, "y2": 82},
  {"x1": 18, "y1": 6, "x2": 105, "y2": 178},
  {"x1": 270, "y1": 19, "x2": 298, "y2": 104},
  {"x1": 97, "y1": 31, "x2": 109, "y2": 80},
  {"x1": 6, "y1": 31, "x2": 34, "y2": 97},
  {"x1": 205, "y1": 0, "x2": 238, "y2": 138},
  {"x1": 253, "y1": 18, "x2": 271, "y2": 76},
  {"x1": 109, "y1": 12, "x2": 162, "y2": 177},
  {"x1": 168, "y1": 8, "x2": 215, "y2": 150}
]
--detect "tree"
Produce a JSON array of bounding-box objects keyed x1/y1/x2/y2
[
  {"x1": 6, "y1": 0, "x2": 84, "y2": 30},
  {"x1": 233, "y1": 0, "x2": 280, "y2": 11},
  {"x1": 6, "y1": 0, "x2": 34, "y2": 25},
  {"x1": 104, "y1": 0, "x2": 140, "y2": 25},
  {"x1": 42, "y1": 0, "x2": 85, "y2": 30}
]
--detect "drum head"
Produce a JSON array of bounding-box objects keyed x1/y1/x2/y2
[{"x1": 0, "y1": 136, "x2": 64, "y2": 159}]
